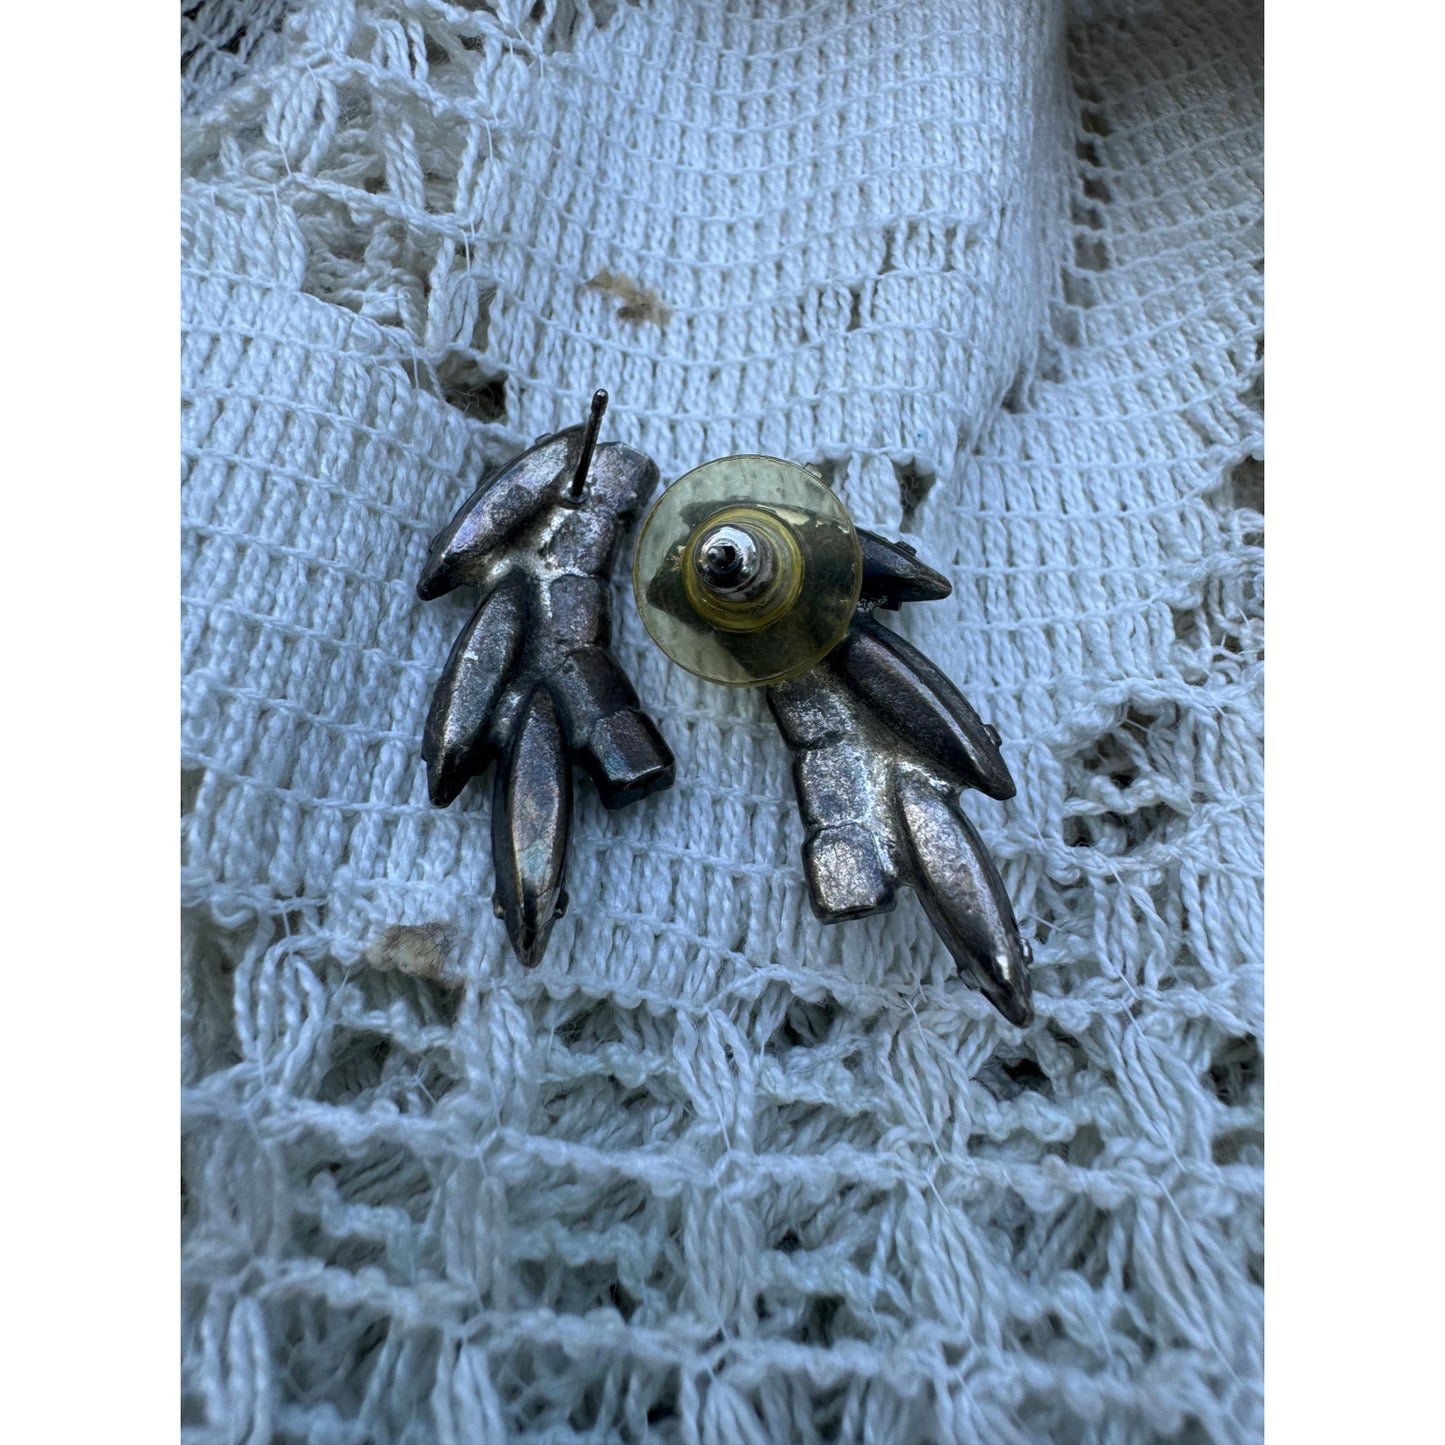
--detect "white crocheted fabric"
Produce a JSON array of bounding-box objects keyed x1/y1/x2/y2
[{"x1": 181, "y1": 2, "x2": 1263, "y2": 1441}]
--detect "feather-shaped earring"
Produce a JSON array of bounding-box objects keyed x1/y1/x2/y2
[
  {"x1": 633, "y1": 455, "x2": 1033, "y2": 1025},
  {"x1": 416, "y1": 391, "x2": 675, "y2": 965}
]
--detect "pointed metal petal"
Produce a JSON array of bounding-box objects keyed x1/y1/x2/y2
[
  {"x1": 417, "y1": 430, "x2": 583, "y2": 600},
  {"x1": 491, "y1": 689, "x2": 572, "y2": 966},
  {"x1": 836, "y1": 616, "x2": 1016, "y2": 800},
  {"x1": 857, "y1": 529, "x2": 952, "y2": 605},
  {"x1": 421, "y1": 573, "x2": 528, "y2": 806},
  {"x1": 895, "y1": 772, "x2": 1033, "y2": 1026}
]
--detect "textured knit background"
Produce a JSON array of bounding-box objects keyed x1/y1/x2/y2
[{"x1": 180, "y1": 2, "x2": 1264, "y2": 1441}]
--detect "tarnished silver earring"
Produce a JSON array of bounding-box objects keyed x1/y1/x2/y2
[
  {"x1": 417, "y1": 391, "x2": 675, "y2": 965},
  {"x1": 633, "y1": 455, "x2": 1033, "y2": 1025}
]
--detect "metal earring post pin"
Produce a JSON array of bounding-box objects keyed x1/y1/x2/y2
[{"x1": 567, "y1": 389, "x2": 609, "y2": 504}]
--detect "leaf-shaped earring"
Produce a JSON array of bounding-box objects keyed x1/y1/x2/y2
[
  {"x1": 417, "y1": 391, "x2": 675, "y2": 965},
  {"x1": 633, "y1": 455, "x2": 1033, "y2": 1025}
]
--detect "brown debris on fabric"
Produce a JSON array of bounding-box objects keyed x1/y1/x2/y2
[
  {"x1": 586, "y1": 268, "x2": 672, "y2": 327},
  {"x1": 362, "y1": 922, "x2": 456, "y2": 982}
]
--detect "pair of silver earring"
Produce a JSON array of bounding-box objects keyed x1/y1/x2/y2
[{"x1": 416, "y1": 392, "x2": 1033, "y2": 1026}]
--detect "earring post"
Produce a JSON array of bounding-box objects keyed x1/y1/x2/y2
[{"x1": 568, "y1": 388, "x2": 609, "y2": 502}]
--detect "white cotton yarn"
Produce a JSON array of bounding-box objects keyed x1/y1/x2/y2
[{"x1": 181, "y1": 2, "x2": 1263, "y2": 1440}]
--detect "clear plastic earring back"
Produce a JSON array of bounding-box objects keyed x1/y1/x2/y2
[{"x1": 632, "y1": 455, "x2": 863, "y2": 686}]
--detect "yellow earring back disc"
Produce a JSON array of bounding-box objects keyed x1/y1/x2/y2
[{"x1": 632, "y1": 455, "x2": 863, "y2": 686}]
